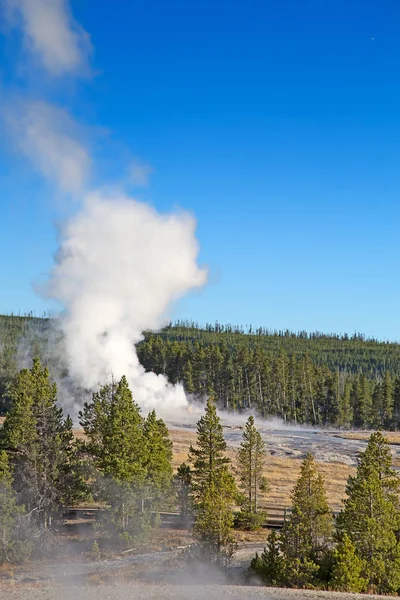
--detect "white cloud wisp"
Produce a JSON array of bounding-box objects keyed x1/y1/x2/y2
[
  {"x1": 6, "y1": 0, "x2": 91, "y2": 76},
  {"x1": 5, "y1": 99, "x2": 91, "y2": 195}
]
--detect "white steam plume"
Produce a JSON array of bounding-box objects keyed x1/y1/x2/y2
[
  {"x1": 5, "y1": 0, "x2": 91, "y2": 76},
  {"x1": 129, "y1": 158, "x2": 153, "y2": 188},
  {"x1": 46, "y1": 192, "x2": 207, "y2": 414},
  {"x1": 4, "y1": 0, "x2": 208, "y2": 416},
  {"x1": 4, "y1": 99, "x2": 91, "y2": 195}
]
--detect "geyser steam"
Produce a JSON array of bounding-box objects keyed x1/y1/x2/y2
[
  {"x1": 5, "y1": 0, "x2": 208, "y2": 414},
  {"x1": 47, "y1": 191, "x2": 207, "y2": 413}
]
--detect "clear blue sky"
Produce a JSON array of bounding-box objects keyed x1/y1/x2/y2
[{"x1": 1, "y1": 0, "x2": 400, "y2": 339}]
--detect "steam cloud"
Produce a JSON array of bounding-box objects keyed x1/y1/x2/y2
[
  {"x1": 6, "y1": 0, "x2": 91, "y2": 76},
  {"x1": 47, "y1": 192, "x2": 207, "y2": 413},
  {"x1": 4, "y1": 0, "x2": 208, "y2": 414},
  {"x1": 5, "y1": 99, "x2": 91, "y2": 194}
]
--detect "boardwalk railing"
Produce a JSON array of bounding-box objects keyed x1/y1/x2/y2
[{"x1": 61, "y1": 506, "x2": 340, "y2": 530}]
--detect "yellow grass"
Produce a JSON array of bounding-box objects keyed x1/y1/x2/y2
[
  {"x1": 168, "y1": 428, "x2": 353, "y2": 511},
  {"x1": 337, "y1": 431, "x2": 400, "y2": 444},
  {"x1": 0, "y1": 417, "x2": 355, "y2": 510}
]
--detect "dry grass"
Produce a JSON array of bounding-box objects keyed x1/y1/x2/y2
[
  {"x1": 337, "y1": 431, "x2": 400, "y2": 444},
  {"x1": 0, "y1": 419, "x2": 355, "y2": 511},
  {"x1": 168, "y1": 428, "x2": 354, "y2": 511}
]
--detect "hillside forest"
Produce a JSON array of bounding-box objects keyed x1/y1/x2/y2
[{"x1": 2, "y1": 314, "x2": 400, "y2": 428}]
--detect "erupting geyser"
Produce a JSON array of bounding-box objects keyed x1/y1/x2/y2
[
  {"x1": 46, "y1": 191, "x2": 207, "y2": 415},
  {"x1": 4, "y1": 0, "x2": 208, "y2": 416}
]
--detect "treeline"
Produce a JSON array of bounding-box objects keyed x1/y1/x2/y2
[
  {"x1": 3, "y1": 314, "x2": 400, "y2": 427},
  {"x1": 139, "y1": 336, "x2": 400, "y2": 428},
  {"x1": 158, "y1": 320, "x2": 400, "y2": 376}
]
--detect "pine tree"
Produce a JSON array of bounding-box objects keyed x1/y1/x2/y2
[
  {"x1": 393, "y1": 376, "x2": 400, "y2": 431},
  {"x1": 382, "y1": 371, "x2": 393, "y2": 429},
  {"x1": 80, "y1": 376, "x2": 146, "y2": 481},
  {"x1": 192, "y1": 468, "x2": 237, "y2": 565},
  {"x1": 0, "y1": 359, "x2": 84, "y2": 532},
  {"x1": 353, "y1": 375, "x2": 372, "y2": 429},
  {"x1": 327, "y1": 373, "x2": 338, "y2": 425},
  {"x1": 336, "y1": 432, "x2": 400, "y2": 594},
  {"x1": 236, "y1": 415, "x2": 267, "y2": 528},
  {"x1": 280, "y1": 453, "x2": 333, "y2": 587},
  {"x1": 330, "y1": 534, "x2": 366, "y2": 593},
  {"x1": 189, "y1": 398, "x2": 237, "y2": 563},
  {"x1": 188, "y1": 397, "x2": 231, "y2": 498},
  {"x1": 182, "y1": 360, "x2": 195, "y2": 395},
  {"x1": 249, "y1": 531, "x2": 284, "y2": 585},
  {"x1": 337, "y1": 382, "x2": 353, "y2": 428},
  {"x1": 174, "y1": 462, "x2": 192, "y2": 527},
  {"x1": 0, "y1": 451, "x2": 32, "y2": 563},
  {"x1": 80, "y1": 376, "x2": 150, "y2": 542},
  {"x1": 371, "y1": 382, "x2": 384, "y2": 429},
  {"x1": 143, "y1": 410, "x2": 173, "y2": 508}
]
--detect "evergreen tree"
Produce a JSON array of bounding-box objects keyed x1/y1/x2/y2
[
  {"x1": 280, "y1": 453, "x2": 333, "y2": 587},
  {"x1": 236, "y1": 415, "x2": 267, "y2": 528},
  {"x1": 393, "y1": 376, "x2": 400, "y2": 431},
  {"x1": 80, "y1": 376, "x2": 146, "y2": 481},
  {"x1": 323, "y1": 372, "x2": 339, "y2": 426},
  {"x1": 337, "y1": 382, "x2": 353, "y2": 429},
  {"x1": 371, "y1": 382, "x2": 384, "y2": 429},
  {"x1": 80, "y1": 376, "x2": 150, "y2": 542},
  {"x1": 143, "y1": 410, "x2": 173, "y2": 508},
  {"x1": 0, "y1": 451, "x2": 32, "y2": 563},
  {"x1": 330, "y1": 534, "x2": 366, "y2": 593},
  {"x1": 192, "y1": 468, "x2": 237, "y2": 565},
  {"x1": 0, "y1": 359, "x2": 84, "y2": 531},
  {"x1": 382, "y1": 371, "x2": 393, "y2": 429},
  {"x1": 336, "y1": 432, "x2": 400, "y2": 594},
  {"x1": 188, "y1": 397, "x2": 231, "y2": 498},
  {"x1": 174, "y1": 462, "x2": 192, "y2": 527},
  {"x1": 182, "y1": 360, "x2": 195, "y2": 395},
  {"x1": 189, "y1": 398, "x2": 237, "y2": 563},
  {"x1": 249, "y1": 531, "x2": 284, "y2": 585},
  {"x1": 353, "y1": 375, "x2": 372, "y2": 429}
]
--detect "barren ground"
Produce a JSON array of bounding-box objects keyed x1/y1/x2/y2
[{"x1": 0, "y1": 583, "x2": 399, "y2": 600}]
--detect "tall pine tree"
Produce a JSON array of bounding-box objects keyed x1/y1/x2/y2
[
  {"x1": 189, "y1": 398, "x2": 237, "y2": 563},
  {"x1": 143, "y1": 409, "x2": 173, "y2": 509},
  {"x1": 236, "y1": 415, "x2": 267, "y2": 528},
  {"x1": 336, "y1": 432, "x2": 400, "y2": 594},
  {"x1": 280, "y1": 453, "x2": 333, "y2": 588},
  {"x1": 0, "y1": 358, "x2": 84, "y2": 531},
  {"x1": 0, "y1": 450, "x2": 32, "y2": 563},
  {"x1": 79, "y1": 376, "x2": 149, "y2": 541}
]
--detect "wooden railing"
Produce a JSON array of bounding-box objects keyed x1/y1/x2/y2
[{"x1": 61, "y1": 506, "x2": 340, "y2": 530}]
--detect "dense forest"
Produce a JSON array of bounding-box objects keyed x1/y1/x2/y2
[
  {"x1": 2, "y1": 314, "x2": 400, "y2": 428},
  {"x1": 139, "y1": 321, "x2": 400, "y2": 429}
]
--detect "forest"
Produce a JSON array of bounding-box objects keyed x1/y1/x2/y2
[
  {"x1": 2, "y1": 314, "x2": 400, "y2": 428},
  {"x1": 1, "y1": 357, "x2": 400, "y2": 595}
]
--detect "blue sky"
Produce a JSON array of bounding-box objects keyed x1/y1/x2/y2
[{"x1": 1, "y1": 0, "x2": 400, "y2": 339}]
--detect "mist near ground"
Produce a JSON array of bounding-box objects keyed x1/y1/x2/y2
[{"x1": 0, "y1": 584, "x2": 394, "y2": 600}]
